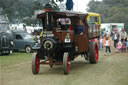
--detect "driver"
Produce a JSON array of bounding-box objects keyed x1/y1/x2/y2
[{"x1": 58, "y1": 18, "x2": 72, "y2": 30}]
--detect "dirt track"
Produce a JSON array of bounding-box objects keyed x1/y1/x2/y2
[{"x1": 1, "y1": 50, "x2": 128, "y2": 85}]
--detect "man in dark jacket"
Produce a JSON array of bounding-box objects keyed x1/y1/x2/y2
[
  {"x1": 113, "y1": 29, "x2": 119, "y2": 48},
  {"x1": 75, "y1": 19, "x2": 85, "y2": 35}
]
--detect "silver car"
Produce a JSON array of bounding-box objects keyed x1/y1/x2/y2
[{"x1": 12, "y1": 31, "x2": 40, "y2": 53}]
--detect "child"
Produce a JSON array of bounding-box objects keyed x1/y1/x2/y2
[
  {"x1": 103, "y1": 36, "x2": 111, "y2": 55},
  {"x1": 99, "y1": 35, "x2": 103, "y2": 51},
  {"x1": 116, "y1": 41, "x2": 122, "y2": 53}
]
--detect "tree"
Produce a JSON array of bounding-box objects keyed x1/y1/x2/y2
[{"x1": 0, "y1": 0, "x2": 64, "y2": 25}]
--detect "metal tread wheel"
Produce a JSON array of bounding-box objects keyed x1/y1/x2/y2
[
  {"x1": 63, "y1": 52, "x2": 70, "y2": 75},
  {"x1": 88, "y1": 42, "x2": 99, "y2": 64},
  {"x1": 32, "y1": 53, "x2": 40, "y2": 74}
]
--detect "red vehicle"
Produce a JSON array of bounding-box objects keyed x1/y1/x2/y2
[{"x1": 32, "y1": 7, "x2": 99, "y2": 75}]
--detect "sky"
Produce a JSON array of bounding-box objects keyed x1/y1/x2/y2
[
  {"x1": 73, "y1": 0, "x2": 90, "y2": 12},
  {"x1": 57, "y1": 0, "x2": 102, "y2": 12},
  {"x1": 72, "y1": 0, "x2": 102, "y2": 12}
]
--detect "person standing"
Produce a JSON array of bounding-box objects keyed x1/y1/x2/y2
[
  {"x1": 113, "y1": 29, "x2": 119, "y2": 48},
  {"x1": 75, "y1": 19, "x2": 85, "y2": 35},
  {"x1": 103, "y1": 36, "x2": 111, "y2": 55},
  {"x1": 101, "y1": 29, "x2": 105, "y2": 38},
  {"x1": 104, "y1": 30, "x2": 110, "y2": 38},
  {"x1": 120, "y1": 28, "x2": 127, "y2": 42},
  {"x1": 99, "y1": 35, "x2": 103, "y2": 51}
]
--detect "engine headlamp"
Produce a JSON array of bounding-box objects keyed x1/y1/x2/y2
[{"x1": 10, "y1": 41, "x2": 14, "y2": 45}]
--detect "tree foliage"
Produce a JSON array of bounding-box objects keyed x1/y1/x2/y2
[
  {"x1": 87, "y1": 0, "x2": 128, "y2": 32},
  {"x1": 0, "y1": 0, "x2": 64, "y2": 25}
]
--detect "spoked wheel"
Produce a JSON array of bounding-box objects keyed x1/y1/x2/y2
[
  {"x1": 32, "y1": 53, "x2": 40, "y2": 74},
  {"x1": 63, "y1": 52, "x2": 70, "y2": 75},
  {"x1": 88, "y1": 42, "x2": 99, "y2": 64}
]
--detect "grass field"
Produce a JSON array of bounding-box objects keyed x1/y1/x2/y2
[
  {"x1": 0, "y1": 52, "x2": 32, "y2": 68},
  {"x1": 1, "y1": 44, "x2": 128, "y2": 85},
  {"x1": 1, "y1": 50, "x2": 128, "y2": 85}
]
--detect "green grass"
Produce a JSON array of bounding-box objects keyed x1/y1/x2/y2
[{"x1": 0, "y1": 52, "x2": 32, "y2": 68}]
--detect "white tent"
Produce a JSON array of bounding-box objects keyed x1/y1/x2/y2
[{"x1": 101, "y1": 23, "x2": 124, "y2": 33}]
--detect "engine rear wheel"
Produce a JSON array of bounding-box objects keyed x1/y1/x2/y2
[
  {"x1": 88, "y1": 42, "x2": 99, "y2": 64},
  {"x1": 32, "y1": 53, "x2": 40, "y2": 74},
  {"x1": 63, "y1": 52, "x2": 70, "y2": 75}
]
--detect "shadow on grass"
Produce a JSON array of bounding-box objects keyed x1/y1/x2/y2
[{"x1": 38, "y1": 60, "x2": 97, "y2": 75}]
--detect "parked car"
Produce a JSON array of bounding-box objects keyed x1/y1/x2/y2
[
  {"x1": 12, "y1": 30, "x2": 40, "y2": 53},
  {"x1": 0, "y1": 15, "x2": 15, "y2": 55}
]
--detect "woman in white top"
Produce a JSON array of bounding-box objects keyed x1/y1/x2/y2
[{"x1": 120, "y1": 28, "x2": 127, "y2": 42}]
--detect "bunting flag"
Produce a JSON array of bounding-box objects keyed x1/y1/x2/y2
[{"x1": 66, "y1": 0, "x2": 74, "y2": 10}]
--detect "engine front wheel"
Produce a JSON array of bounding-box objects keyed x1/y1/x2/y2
[
  {"x1": 63, "y1": 52, "x2": 70, "y2": 75},
  {"x1": 32, "y1": 53, "x2": 40, "y2": 74}
]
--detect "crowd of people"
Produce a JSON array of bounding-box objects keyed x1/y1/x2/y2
[{"x1": 99, "y1": 28, "x2": 128, "y2": 55}]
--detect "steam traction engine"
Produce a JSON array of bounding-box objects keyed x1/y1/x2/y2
[{"x1": 32, "y1": 9, "x2": 99, "y2": 75}]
